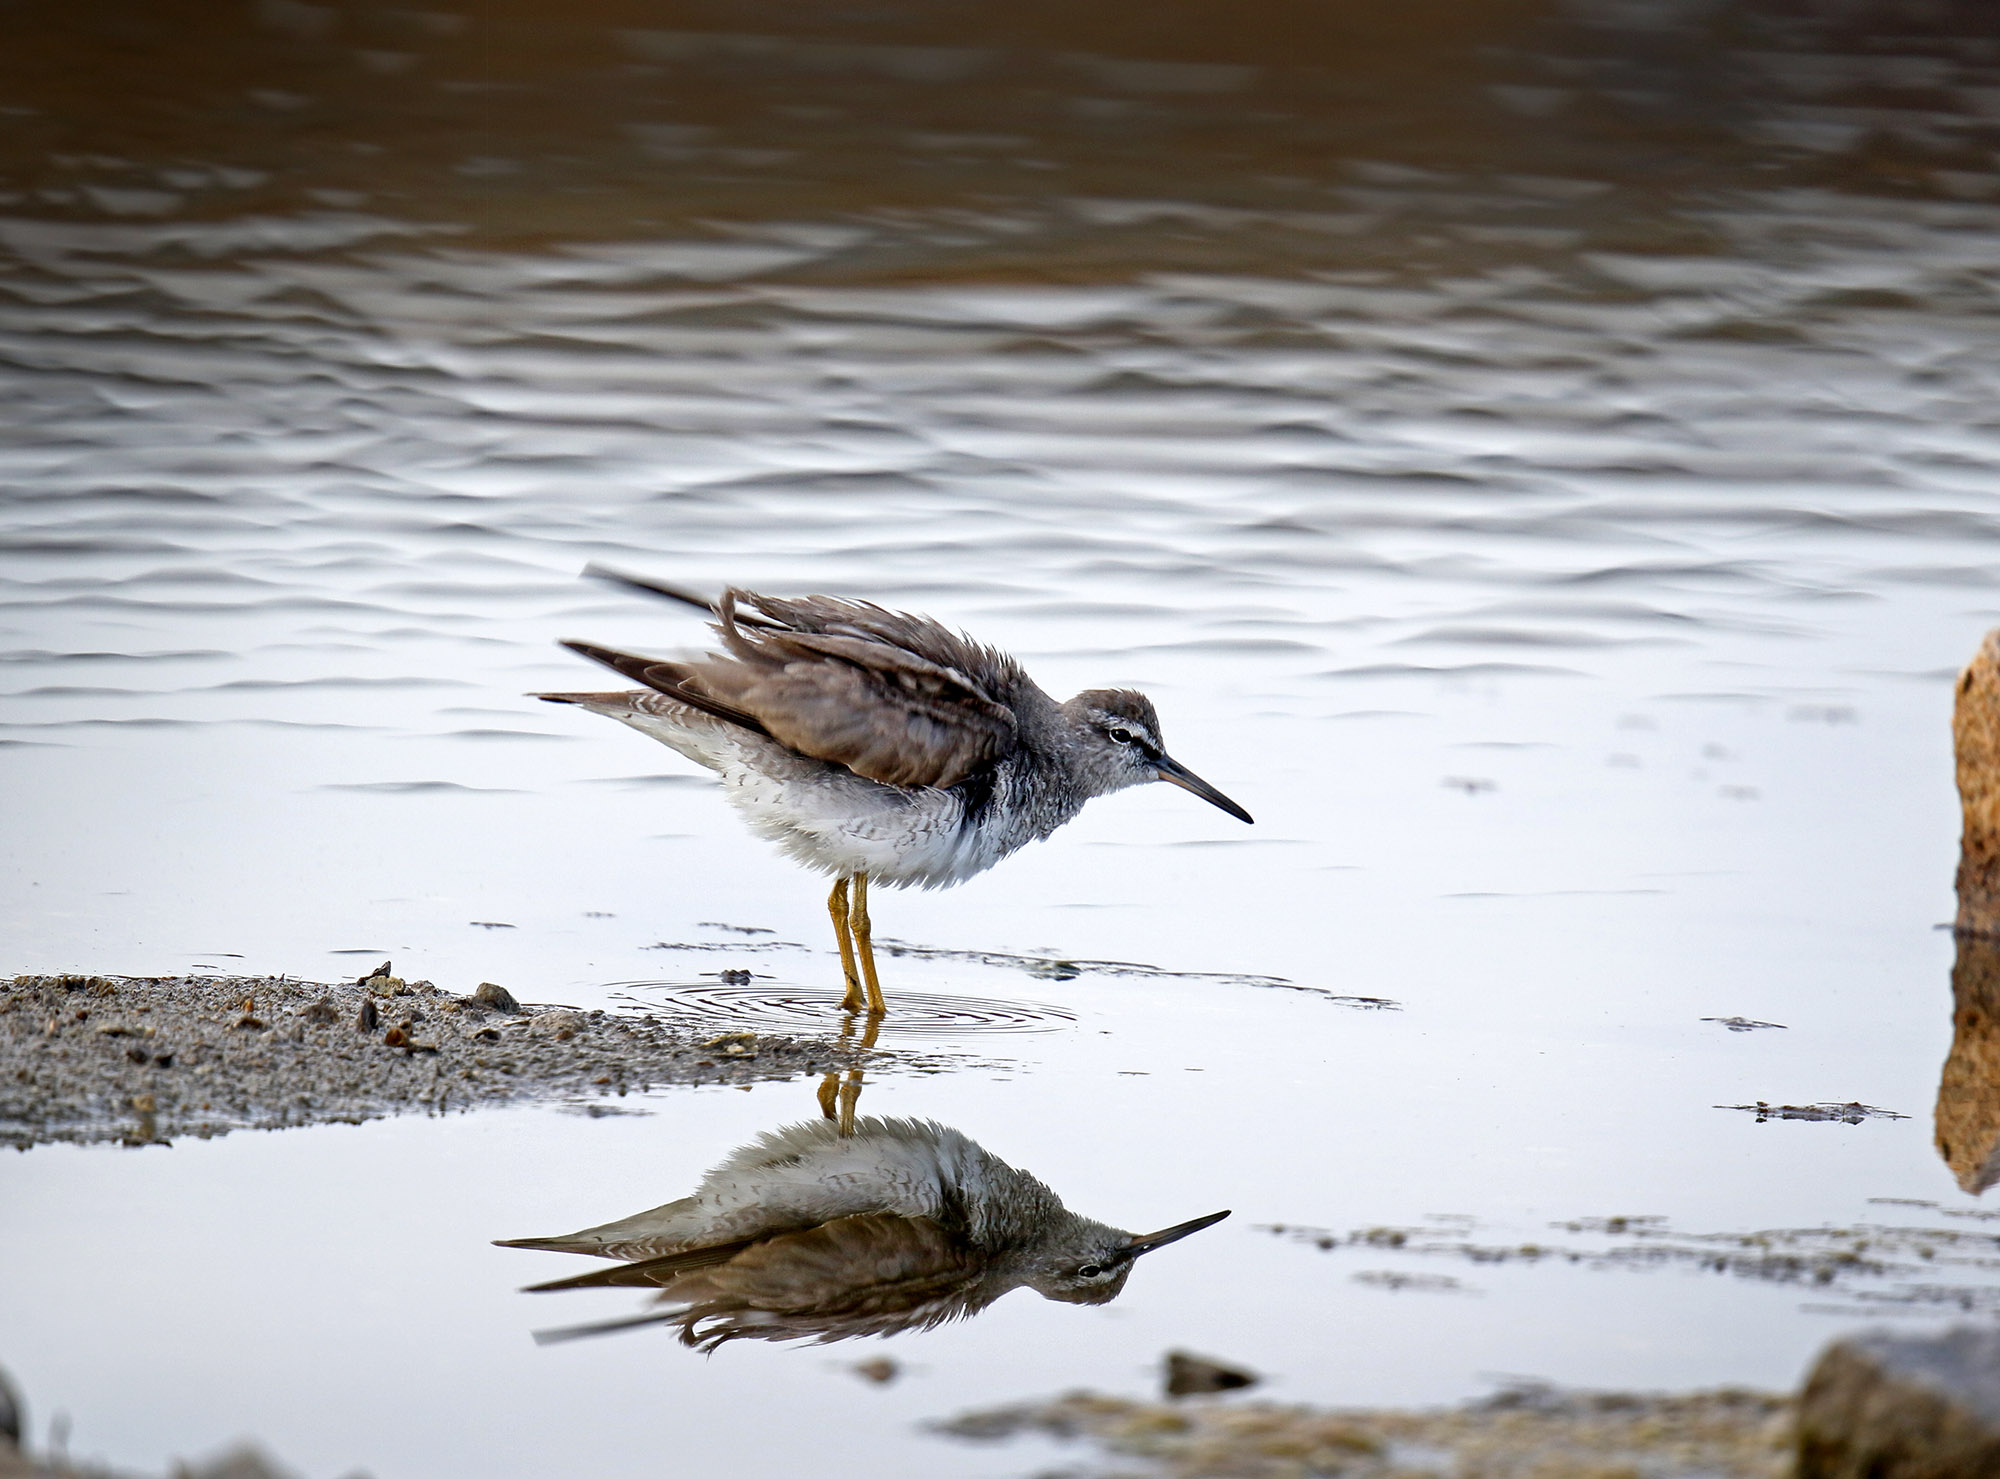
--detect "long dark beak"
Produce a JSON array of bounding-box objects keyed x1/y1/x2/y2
[
  {"x1": 1155, "y1": 755, "x2": 1253, "y2": 824},
  {"x1": 1126, "y1": 1209, "x2": 1232, "y2": 1257}
]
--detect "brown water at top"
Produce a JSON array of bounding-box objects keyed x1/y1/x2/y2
[{"x1": 4, "y1": 2, "x2": 2000, "y2": 1476}]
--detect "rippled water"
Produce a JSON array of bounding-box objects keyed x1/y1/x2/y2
[
  {"x1": 617, "y1": 974, "x2": 1079, "y2": 1036},
  {"x1": 5, "y1": 1, "x2": 2000, "y2": 1475}
]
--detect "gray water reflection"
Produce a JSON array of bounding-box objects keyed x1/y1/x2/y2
[{"x1": 498, "y1": 1114, "x2": 1228, "y2": 1348}]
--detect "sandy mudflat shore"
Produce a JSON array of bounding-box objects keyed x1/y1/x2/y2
[
  {"x1": 940, "y1": 1384, "x2": 1795, "y2": 1479},
  {"x1": 1, "y1": 970, "x2": 912, "y2": 1150}
]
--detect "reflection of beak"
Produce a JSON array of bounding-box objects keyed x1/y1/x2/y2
[
  {"x1": 1155, "y1": 755, "x2": 1253, "y2": 824},
  {"x1": 1126, "y1": 1208, "x2": 1232, "y2": 1256}
]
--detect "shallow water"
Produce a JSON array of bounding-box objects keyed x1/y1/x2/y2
[{"x1": 5, "y1": 0, "x2": 2000, "y2": 1474}]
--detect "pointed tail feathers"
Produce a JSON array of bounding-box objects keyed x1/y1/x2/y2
[
  {"x1": 582, "y1": 564, "x2": 784, "y2": 631},
  {"x1": 551, "y1": 639, "x2": 773, "y2": 737},
  {"x1": 520, "y1": 1237, "x2": 761, "y2": 1293}
]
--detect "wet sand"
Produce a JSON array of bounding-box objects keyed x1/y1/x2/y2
[
  {"x1": 0, "y1": 971, "x2": 931, "y2": 1150},
  {"x1": 941, "y1": 1385, "x2": 1793, "y2": 1479}
]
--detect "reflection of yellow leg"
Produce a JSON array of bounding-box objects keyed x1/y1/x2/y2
[
  {"x1": 818, "y1": 1011, "x2": 855, "y2": 1120},
  {"x1": 834, "y1": 1015, "x2": 881, "y2": 1135},
  {"x1": 829, "y1": 877, "x2": 864, "y2": 1014},
  {"x1": 850, "y1": 872, "x2": 886, "y2": 1016},
  {"x1": 818, "y1": 1009, "x2": 870, "y2": 1122},
  {"x1": 836, "y1": 1076, "x2": 859, "y2": 1135}
]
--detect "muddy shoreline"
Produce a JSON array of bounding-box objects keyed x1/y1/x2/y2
[
  {"x1": 1, "y1": 971, "x2": 937, "y2": 1151},
  {"x1": 940, "y1": 1385, "x2": 1795, "y2": 1479}
]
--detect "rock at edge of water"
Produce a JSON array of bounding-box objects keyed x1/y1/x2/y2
[
  {"x1": 1797, "y1": 1325, "x2": 2000, "y2": 1479},
  {"x1": 1954, "y1": 629, "x2": 2000, "y2": 935},
  {"x1": 473, "y1": 981, "x2": 521, "y2": 1013}
]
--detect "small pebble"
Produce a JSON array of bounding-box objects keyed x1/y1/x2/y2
[
  {"x1": 529, "y1": 1010, "x2": 586, "y2": 1039},
  {"x1": 1165, "y1": 1350, "x2": 1259, "y2": 1398},
  {"x1": 473, "y1": 982, "x2": 521, "y2": 1013}
]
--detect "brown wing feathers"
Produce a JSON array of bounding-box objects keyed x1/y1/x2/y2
[
  {"x1": 523, "y1": 1214, "x2": 988, "y2": 1348},
  {"x1": 554, "y1": 639, "x2": 773, "y2": 737},
  {"x1": 554, "y1": 579, "x2": 1022, "y2": 790},
  {"x1": 679, "y1": 1213, "x2": 983, "y2": 1318}
]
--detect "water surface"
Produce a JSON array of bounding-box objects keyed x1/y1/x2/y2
[{"x1": 4, "y1": 1, "x2": 1999, "y2": 1474}]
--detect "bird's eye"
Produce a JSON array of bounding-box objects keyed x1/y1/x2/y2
[
  {"x1": 1076, "y1": 1263, "x2": 1105, "y2": 1279},
  {"x1": 1106, "y1": 728, "x2": 1134, "y2": 746}
]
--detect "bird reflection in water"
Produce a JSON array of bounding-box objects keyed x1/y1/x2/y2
[{"x1": 496, "y1": 1116, "x2": 1228, "y2": 1348}]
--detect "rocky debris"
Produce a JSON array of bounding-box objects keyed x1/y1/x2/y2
[
  {"x1": 1702, "y1": 1016, "x2": 1787, "y2": 1032},
  {"x1": 0, "y1": 973, "x2": 924, "y2": 1151},
  {"x1": 1937, "y1": 932, "x2": 2000, "y2": 1195},
  {"x1": 1164, "y1": 1351, "x2": 1258, "y2": 1399},
  {"x1": 852, "y1": 1357, "x2": 899, "y2": 1385},
  {"x1": 938, "y1": 1385, "x2": 1791, "y2": 1478},
  {"x1": 1260, "y1": 1211, "x2": 2000, "y2": 1318},
  {"x1": 1797, "y1": 1325, "x2": 2000, "y2": 1479},
  {"x1": 1717, "y1": 1101, "x2": 1908, "y2": 1124},
  {"x1": 1955, "y1": 629, "x2": 2000, "y2": 936}
]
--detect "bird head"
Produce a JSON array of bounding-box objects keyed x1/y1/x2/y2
[
  {"x1": 1026, "y1": 1208, "x2": 1232, "y2": 1305},
  {"x1": 1061, "y1": 689, "x2": 1252, "y2": 823}
]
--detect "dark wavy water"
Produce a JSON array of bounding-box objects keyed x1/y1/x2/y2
[{"x1": 3, "y1": 2, "x2": 1998, "y2": 1476}]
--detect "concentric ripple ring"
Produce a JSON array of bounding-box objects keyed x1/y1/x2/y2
[{"x1": 606, "y1": 979, "x2": 1077, "y2": 1038}]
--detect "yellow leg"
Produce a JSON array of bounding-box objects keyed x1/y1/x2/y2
[
  {"x1": 851, "y1": 871, "x2": 886, "y2": 1016},
  {"x1": 828, "y1": 876, "x2": 864, "y2": 1014}
]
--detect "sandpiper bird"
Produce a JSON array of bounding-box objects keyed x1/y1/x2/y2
[
  {"x1": 497, "y1": 1115, "x2": 1230, "y2": 1348},
  {"x1": 539, "y1": 566, "x2": 1253, "y2": 1015}
]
